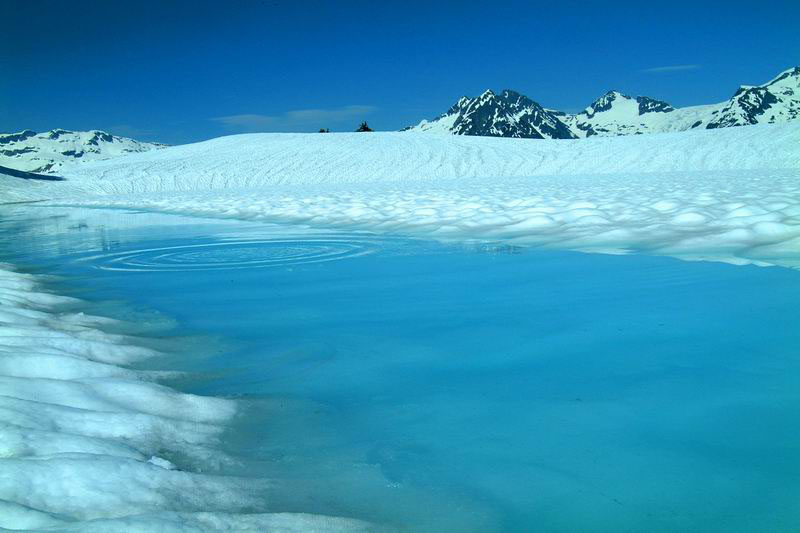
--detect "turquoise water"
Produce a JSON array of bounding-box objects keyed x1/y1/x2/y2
[{"x1": 3, "y1": 206, "x2": 800, "y2": 532}]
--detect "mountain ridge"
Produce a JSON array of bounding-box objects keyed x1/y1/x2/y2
[
  {"x1": 0, "y1": 128, "x2": 166, "y2": 173},
  {"x1": 407, "y1": 66, "x2": 800, "y2": 139}
]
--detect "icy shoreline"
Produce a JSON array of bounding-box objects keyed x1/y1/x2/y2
[
  {"x1": 0, "y1": 262, "x2": 370, "y2": 531},
  {"x1": 50, "y1": 169, "x2": 800, "y2": 268}
]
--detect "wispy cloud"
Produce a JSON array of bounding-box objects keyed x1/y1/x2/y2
[
  {"x1": 211, "y1": 105, "x2": 377, "y2": 132},
  {"x1": 211, "y1": 114, "x2": 276, "y2": 128},
  {"x1": 640, "y1": 64, "x2": 701, "y2": 74},
  {"x1": 286, "y1": 105, "x2": 376, "y2": 123}
]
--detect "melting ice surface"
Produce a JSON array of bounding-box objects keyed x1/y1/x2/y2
[{"x1": 2, "y1": 206, "x2": 800, "y2": 532}]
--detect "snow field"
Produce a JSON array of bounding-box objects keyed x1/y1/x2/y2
[
  {"x1": 50, "y1": 122, "x2": 800, "y2": 191},
  {"x1": 0, "y1": 122, "x2": 792, "y2": 267}
]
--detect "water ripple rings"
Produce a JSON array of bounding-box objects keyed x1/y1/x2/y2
[{"x1": 78, "y1": 238, "x2": 379, "y2": 272}]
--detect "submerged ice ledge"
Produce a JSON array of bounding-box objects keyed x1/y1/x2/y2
[{"x1": 0, "y1": 263, "x2": 371, "y2": 531}]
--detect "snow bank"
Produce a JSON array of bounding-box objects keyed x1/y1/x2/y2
[
  {"x1": 2, "y1": 122, "x2": 799, "y2": 268},
  {"x1": 56, "y1": 166, "x2": 800, "y2": 268},
  {"x1": 0, "y1": 264, "x2": 371, "y2": 531}
]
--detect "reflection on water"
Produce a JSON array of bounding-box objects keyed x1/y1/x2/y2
[
  {"x1": 3, "y1": 205, "x2": 800, "y2": 532},
  {"x1": 78, "y1": 239, "x2": 381, "y2": 271}
]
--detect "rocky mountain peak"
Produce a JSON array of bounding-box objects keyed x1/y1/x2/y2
[{"x1": 405, "y1": 66, "x2": 799, "y2": 139}]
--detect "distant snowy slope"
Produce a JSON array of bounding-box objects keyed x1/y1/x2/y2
[
  {"x1": 0, "y1": 129, "x2": 165, "y2": 173},
  {"x1": 41, "y1": 122, "x2": 799, "y2": 195},
  {"x1": 407, "y1": 66, "x2": 800, "y2": 138}
]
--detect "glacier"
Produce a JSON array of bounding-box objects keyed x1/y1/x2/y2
[
  {"x1": 4, "y1": 121, "x2": 799, "y2": 268},
  {"x1": 1, "y1": 120, "x2": 799, "y2": 530}
]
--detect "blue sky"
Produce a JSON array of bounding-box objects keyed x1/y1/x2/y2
[{"x1": 2, "y1": 0, "x2": 798, "y2": 144}]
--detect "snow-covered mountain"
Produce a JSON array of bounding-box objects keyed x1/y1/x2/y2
[
  {"x1": 407, "y1": 89, "x2": 576, "y2": 139},
  {"x1": 558, "y1": 92, "x2": 682, "y2": 137},
  {"x1": 0, "y1": 129, "x2": 165, "y2": 173},
  {"x1": 705, "y1": 66, "x2": 800, "y2": 128},
  {"x1": 406, "y1": 66, "x2": 800, "y2": 138}
]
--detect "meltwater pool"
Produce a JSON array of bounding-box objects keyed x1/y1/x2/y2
[{"x1": 2, "y1": 206, "x2": 799, "y2": 532}]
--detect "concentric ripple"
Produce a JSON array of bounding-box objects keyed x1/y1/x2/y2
[{"x1": 79, "y1": 238, "x2": 380, "y2": 272}]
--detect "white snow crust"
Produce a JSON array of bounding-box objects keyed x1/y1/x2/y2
[
  {"x1": 0, "y1": 264, "x2": 372, "y2": 531},
  {"x1": 4, "y1": 122, "x2": 798, "y2": 268}
]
